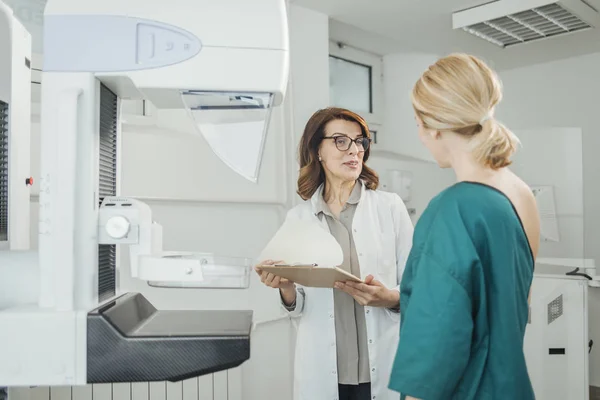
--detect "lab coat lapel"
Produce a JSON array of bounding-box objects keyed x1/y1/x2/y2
[{"x1": 309, "y1": 184, "x2": 332, "y2": 233}]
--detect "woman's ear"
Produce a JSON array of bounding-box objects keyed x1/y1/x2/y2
[{"x1": 429, "y1": 130, "x2": 441, "y2": 140}]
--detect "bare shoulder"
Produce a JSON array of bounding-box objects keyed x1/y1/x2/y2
[{"x1": 497, "y1": 172, "x2": 541, "y2": 259}]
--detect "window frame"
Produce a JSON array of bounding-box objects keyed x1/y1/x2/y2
[{"x1": 328, "y1": 41, "x2": 384, "y2": 127}]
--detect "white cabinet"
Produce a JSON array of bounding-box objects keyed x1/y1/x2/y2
[{"x1": 525, "y1": 275, "x2": 589, "y2": 400}]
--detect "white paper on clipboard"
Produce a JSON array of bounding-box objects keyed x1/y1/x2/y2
[{"x1": 258, "y1": 218, "x2": 343, "y2": 267}]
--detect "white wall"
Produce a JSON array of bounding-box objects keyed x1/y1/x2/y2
[
  {"x1": 497, "y1": 52, "x2": 600, "y2": 266},
  {"x1": 511, "y1": 128, "x2": 584, "y2": 262},
  {"x1": 369, "y1": 151, "x2": 454, "y2": 221},
  {"x1": 379, "y1": 53, "x2": 439, "y2": 163},
  {"x1": 369, "y1": 52, "x2": 469, "y2": 222},
  {"x1": 288, "y1": 6, "x2": 331, "y2": 207}
]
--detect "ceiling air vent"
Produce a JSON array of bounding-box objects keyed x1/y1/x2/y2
[{"x1": 453, "y1": 0, "x2": 600, "y2": 47}]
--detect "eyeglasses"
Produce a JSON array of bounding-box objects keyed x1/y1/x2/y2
[{"x1": 322, "y1": 135, "x2": 372, "y2": 152}]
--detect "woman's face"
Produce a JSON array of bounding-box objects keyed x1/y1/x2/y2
[{"x1": 318, "y1": 119, "x2": 367, "y2": 184}]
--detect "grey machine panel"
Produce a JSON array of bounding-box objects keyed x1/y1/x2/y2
[{"x1": 87, "y1": 292, "x2": 252, "y2": 383}]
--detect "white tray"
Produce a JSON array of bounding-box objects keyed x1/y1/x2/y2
[{"x1": 139, "y1": 252, "x2": 253, "y2": 289}]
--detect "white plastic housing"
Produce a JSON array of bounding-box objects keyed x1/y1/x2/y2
[
  {"x1": 41, "y1": 0, "x2": 289, "y2": 183},
  {"x1": 41, "y1": 0, "x2": 289, "y2": 108},
  {"x1": 145, "y1": 253, "x2": 253, "y2": 289},
  {"x1": 98, "y1": 197, "x2": 252, "y2": 288},
  {"x1": 0, "y1": 1, "x2": 32, "y2": 250}
]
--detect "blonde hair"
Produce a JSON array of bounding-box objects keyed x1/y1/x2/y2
[{"x1": 411, "y1": 53, "x2": 519, "y2": 169}]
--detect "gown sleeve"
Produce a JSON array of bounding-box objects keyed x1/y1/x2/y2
[{"x1": 388, "y1": 250, "x2": 476, "y2": 400}]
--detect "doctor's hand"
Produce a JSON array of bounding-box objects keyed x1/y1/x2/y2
[
  {"x1": 255, "y1": 260, "x2": 297, "y2": 307},
  {"x1": 334, "y1": 275, "x2": 399, "y2": 308},
  {"x1": 254, "y1": 260, "x2": 295, "y2": 290}
]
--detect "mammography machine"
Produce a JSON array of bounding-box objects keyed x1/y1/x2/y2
[{"x1": 0, "y1": 0, "x2": 289, "y2": 387}]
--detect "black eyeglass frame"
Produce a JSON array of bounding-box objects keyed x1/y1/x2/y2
[{"x1": 321, "y1": 135, "x2": 372, "y2": 152}]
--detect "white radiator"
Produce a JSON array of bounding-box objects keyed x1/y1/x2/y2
[{"x1": 8, "y1": 369, "x2": 243, "y2": 400}]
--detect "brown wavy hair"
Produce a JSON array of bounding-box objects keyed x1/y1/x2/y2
[{"x1": 297, "y1": 107, "x2": 379, "y2": 201}]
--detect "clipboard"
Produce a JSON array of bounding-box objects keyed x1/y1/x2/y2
[{"x1": 258, "y1": 264, "x2": 363, "y2": 288}]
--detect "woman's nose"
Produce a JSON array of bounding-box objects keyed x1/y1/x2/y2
[{"x1": 348, "y1": 141, "x2": 359, "y2": 154}]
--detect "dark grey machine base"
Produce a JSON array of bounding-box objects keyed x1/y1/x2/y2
[{"x1": 87, "y1": 292, "x2": 252, "y2": 383}]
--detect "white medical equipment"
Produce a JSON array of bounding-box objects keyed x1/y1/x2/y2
[
  {"x1": 0, "y1": 0, "x2": 31, "y2": 253},
  {"x1": 525, "y1": 258, "x2": 600, "y2": 400},
  {"x1": 0, "y1": 0, "x2": 289, "y2": 387}
]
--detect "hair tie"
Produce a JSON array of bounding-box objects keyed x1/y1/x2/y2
[{"x1": 479, "y1": 113, "x2": 493, "y2": 125}]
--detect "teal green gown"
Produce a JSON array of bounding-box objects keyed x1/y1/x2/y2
[{"x1": 388, "y1": 181, "x2": 536, "y2": 400}]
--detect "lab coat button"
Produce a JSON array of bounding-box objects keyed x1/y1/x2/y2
[
  {"x1": 330, "y1": 314, "x2": 334, "y2": 318},
  {"x1": 369, "y1": 339, "x2": 373, "y2": 344},
  {"x1": 366, "y1": 309, "x2": 370, "y2": 314}
]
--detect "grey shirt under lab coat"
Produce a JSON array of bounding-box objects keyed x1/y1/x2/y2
[{"x1": 283, "y1": 181, "x2": 371, "y2": 385}]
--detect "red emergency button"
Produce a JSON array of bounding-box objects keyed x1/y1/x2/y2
[{"x1": 26, "y1": 177, "x2": 34, "y2": 186}]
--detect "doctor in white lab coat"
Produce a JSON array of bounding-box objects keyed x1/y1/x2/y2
[{"x1": 256, "y1": 107, "x2": 414, "y2": 400}]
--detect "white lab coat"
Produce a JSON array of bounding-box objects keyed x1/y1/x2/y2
[{"x1": 282, "y1": 182, "x2": 414, "y2": 400}]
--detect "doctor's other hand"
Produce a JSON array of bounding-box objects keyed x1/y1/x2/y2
[
  {"x1": 334, "y1": 274, "x2": 399, "y2": 308},
  {"x1": 254, "y1": 260, "x2": 295, "y2": 290}
]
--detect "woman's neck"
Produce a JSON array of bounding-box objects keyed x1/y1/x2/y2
[
  {"x1": 323, "y1": 179, "x2": 356, "y2": 208},
  {"x1": 447, "y1": 145, "x2": 502, "y2": 184}
]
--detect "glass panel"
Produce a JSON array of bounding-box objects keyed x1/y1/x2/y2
[
  {"x1": 329, "y1": 55, "x2": 372, "y2": 114},
  {"x1": 181, "y1": 91, "x2": 273, "y2": 184}
]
